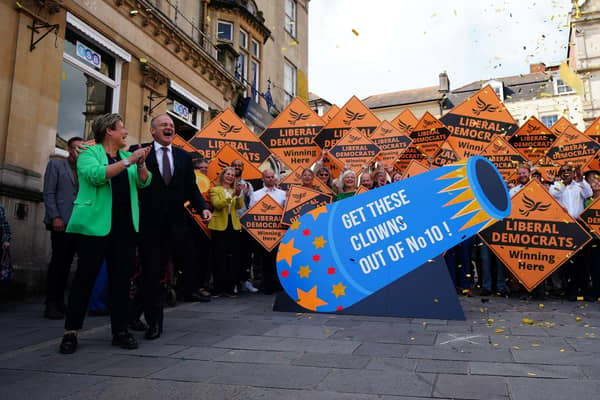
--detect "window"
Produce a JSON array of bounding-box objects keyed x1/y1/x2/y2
[
  {"x1": 251, "y1": 38, "x2": 260, "y2": 59},
  {"x1": 56, "y1": 14, "x2": 130, "y2": 146},
  {"x1": 283, "y1": 60, "x2": 297, "y2": 106},
  {"x1": 217, "y1": 21, "x2": 233, "y2": 41},
  {"x1": 553, "y1": 73, "x2": 575, "y2": 94},
  {"x1": 284, "y1": 0, "x2": 297, "y2": 37},
  {"x1": 167, "y1": 81, "x2": 208, "y2": 140},
  {"x1": 541, "y1": 115, "x2": 558, "y2": 128},
  {"x1": 250, "y1": 60, "x2": 260, "y2": 103},
  {"x1": 237, "y1": 51, "x2": 248, "y2": 84},
  {"x1": 484, "y1": 80, "x2": 504, "y2": 101},
  {"x1": 239, "y1": 29, "x2": 248, "y2": 49}
]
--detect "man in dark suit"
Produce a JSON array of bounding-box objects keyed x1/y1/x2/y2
[
  {"x1": 139, "y1": 114, "x2": 212, "y2": 340},
  {"x1": 42, "y1": 136, "x2": 84, "y2": 319}
]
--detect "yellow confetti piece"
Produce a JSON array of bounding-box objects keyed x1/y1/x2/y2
[
  {"x1": 433, "y1": 298, "x2": 439, "y2": 303},
  {"x1": 527, "y1": 372, "x2": 537, "y2": 376},
  {"x1": 560, "y1": 349, "x2": 566, "y2": 352},
  {"x1": 410, "y1": 337, "x2": 415, "y2": 341},
  {"x1": 577, "y1": 296, "x2": 584, "y2": 301},
  {"x1": 538, "y1": 304, "x2": 544, "y2": 308},
  {"x1": 488, "y1": 318, "x2": 495, "y2": 323},
  {"x1": 351, "y1": 28, "x2": 359, "y2": 36},
  {"x1": 559, "y1": 61, "x2": 584, "y2": 95},
  {"x1": 480, "y1": 307, "x2": 485, "y2": 313},
  {"x1": 522, "y1": 318, "x2": 534, "y2": 324},
  {"x1": 289, "y1": 40, "x2": 297, "y2": 46},
  {"x1": 493, "y1": 343, "x2": 499, "y2": 347},
  {"x1": 281, "y1": 47, "x2": 287, "y2": 52},
  {"x1": 513, "y1": 346, "x2": 520, "y2": 350},
  {"x1": 495, "y1": 329, "x2": 504, "y2": 333},
  {"x1": 531, "y1": 343, "x2": 540, "y2": 347},
  {"x1": 575, "y1": 317, "x2": 582, "y2": 322}
]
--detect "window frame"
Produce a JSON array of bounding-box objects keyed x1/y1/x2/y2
[
  {"x1": 217, "y1": 20, "x2": 234, "y2": 42},
  {"x1": 541, "y1": 115, "x2": 559, "y2": 128},
  {"x1": 240, "y1": 28, "x2": 248, "y2": 49},
  {"x1": 251, "y1": 38, "x2": 260, "y2": 59},
  {"x1": 553, "y1": 72, "x2": 575, "y2": 95},
  {"x1": 283, "y1": 59, "x2": 297, "y2": 106},
  {"x1": 284, "y1": 0, "x2": 297, "y2": 37}
]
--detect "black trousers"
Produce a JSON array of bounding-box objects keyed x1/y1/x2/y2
[
  {"x1": 64, "y1": 220, "x2": 136, "y2": 335},
  {"x1": 211, "y1": 222, "x2": 241, "y2": 294},
  {"x1": 257, "y1": 244, "x2": 279, "y2": 293},
  {"x1": 46, "y1": 230, "x2": 77, "y2": 307},
  {"x1": 140, "y1": 223, "x2": 198, "y2": 328}
]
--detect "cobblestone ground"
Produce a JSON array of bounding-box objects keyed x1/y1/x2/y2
[{"x1": 1, "y1": 293, "x2": 599, "y2": 399}]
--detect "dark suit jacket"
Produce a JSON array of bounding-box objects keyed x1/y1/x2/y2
[
  {"x1": 138, "y1": 143, "x2": 208, "y2": 236},
  {"x1": 43, "y1": 157, "x2": 77, "y2": 226}
]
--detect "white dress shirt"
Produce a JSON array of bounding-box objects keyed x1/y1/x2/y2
[
  {"x1": 550, "y1": 179, "x2": 593, "y2": 218},
  {"x1": 250, "y1": 186, "x2": 287, "y2": 208},
  {"x1": 153, "y1": 141, "x2": 174, "y2": 177}
]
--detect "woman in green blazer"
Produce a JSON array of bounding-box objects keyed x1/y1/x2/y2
[
  {"x1": 59, "y1": 113, "x2": 152, "y2": 355},
  {"x1": 208, "y1": 167, "x2": 243, "y2": 297}
]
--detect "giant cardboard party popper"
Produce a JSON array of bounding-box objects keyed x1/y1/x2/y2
[{"x1": 276, "y1": 156, "x2": 511, "y2": 313}]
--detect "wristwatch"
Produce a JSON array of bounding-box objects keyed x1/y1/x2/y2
[{"x1": 123, "y1": 159, "x2": 131, "y2": 167}]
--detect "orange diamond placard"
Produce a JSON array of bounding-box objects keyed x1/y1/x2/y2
[
  {"x1": 322, "y1": 104, "x2": 340, "y2": 123},
  {"x1": 390, "y1": 109, "x2": 419, "y2": 135},
  {"x1": 581, "y1": 196, "x2": 600, "y2": 240},
  {"x1": 442, "y1": 85, "x2": 518, "y2": 159},
  {"x1": 279, "y1": 166, "x2": 334, "y2": 195},
  {"x1": 400, "y1": 159, "x2": 430, "y2": 180},
  {"x1": 281, "y1": 186, "x2": 332, "y2": 226},
  {"x1": 369, "y1": 121, "x2": 412, "y2": 166},
  {"x1": 189, "y1": 108, "x2": 272, "y2": 167},
  {"x1": 544, "y1": 126, "x2": 600, "y2": 169},
  {"x1": 585, "y1": 116, "x2": 600, "y2": 144},
  {"x1": 394, "y1": 143, "x2": 429, "y2": 173},
  {"x1": 172, "y1": 134, "x2": 200, "y2": 159},
  {"x1": 260, "y1": 98, "x2": 323, "y2": 170},
  {"x1": 482, "y1": 135, "x2": 527, "y2": 182},
  {"x1": 240, "y1": 195, "x2": 287, "y2": 252},
  {"x1": 206, "y1": 144, "x2": 263, "y2": 182},
  {"x1": 550, "y1": 116, "x2": 577, "y2": 137},
  {"x1": 479, "y1": 180, "x2": 592, "y2": 291},
  {"x1": 327, "y1": 127, "x2": 380, "y2": 175},
  {"x1": 508, "y1": 116, "x2": 557, "y2": 163},
  {"x1": 409, "y1": 111, "x2": 451, "y2": 157},
  {"x1": 431, "y1": 141, "x2": 460, "y2": 167},
  {"x1": 313, "y1": 96, "x2": 380, "y2": 150}
]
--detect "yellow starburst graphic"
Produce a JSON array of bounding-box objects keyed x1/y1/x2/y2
[
  {"x1": 313, "y1": 236, "x2": 327, "y2": 249},
  {"x1": 331, "y1": 282, "x2": 347, "y2": 298},
  {"x1": 437, "y1": 163, "x2": 495, "y2": 231},
  {"x1": 298, "y1": 265, "x2": 311, "y2": 278},
  {"x1": 290, "y1": 219, "x2": 301, "y2": 230}
]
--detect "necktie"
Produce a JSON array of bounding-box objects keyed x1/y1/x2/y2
[{"x1": 162, "y1": 147, "x2": 172, "y2": 185}]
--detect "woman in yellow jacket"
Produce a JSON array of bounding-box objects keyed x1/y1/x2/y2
[{"x1": 208, "y1": 167, "x2": 243, "y2": 298}]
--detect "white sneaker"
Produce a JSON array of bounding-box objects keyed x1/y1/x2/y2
[{"x1": 243, "y1": 280, "x2": 259, "y2": 293}]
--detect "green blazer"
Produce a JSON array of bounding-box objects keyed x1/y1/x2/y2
[
  {"x1": 66, "y1": 144, "x2": 152, "y2": 236},
  {"x1": 208, "y1": 185, "x2": 243, "y2": 231}
]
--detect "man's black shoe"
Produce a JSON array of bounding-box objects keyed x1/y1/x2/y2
[
  {"x1": 128, "y1": 319, "x2": 148, "y2": 332},
  {"x1": 44, "y1": 304, "x2": 65, "y2": 320},
  {"x1": 59, "y1": 333, "x2": 78, "y2": 354},
  {"x1": 112, "y1": 332, "x2": 138, "y2": 349},
  {"x1": 145, "y1": 324, "x2": 161, "y2": 340},
  {"x1": 183, "y1": 293, "x2": 210, "y2": 302}
]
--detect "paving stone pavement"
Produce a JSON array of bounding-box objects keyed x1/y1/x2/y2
[{"x1": 1, "y1": 294, "x2": 600, "y2": 399}]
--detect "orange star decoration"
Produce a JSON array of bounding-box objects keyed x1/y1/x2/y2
[
  {"x1": 331, "y1": 282, "x2": 347, "y2": 298},
  {"x1": 297, "y1": 286, "x2": 328, "y2": 311},
  {"x1": 298, "y1": 265, "x2": 311, "y2": 278},
  {"x1": 313, "y1": 236, "x2": 327, "y2": 249},
  {"x1": 290, "y1": 219, "x2": 301, "y2": 230},
  {"x1": 277, "y1": 239, "x2": 302, "y2": 267},
  {"x1": 307, "y1": 206, "x2": 328, "y2": 220}
]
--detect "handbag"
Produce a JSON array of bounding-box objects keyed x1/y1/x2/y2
[{"x1": 0, "y1": 248, "x2": 13, "y2": 282}]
